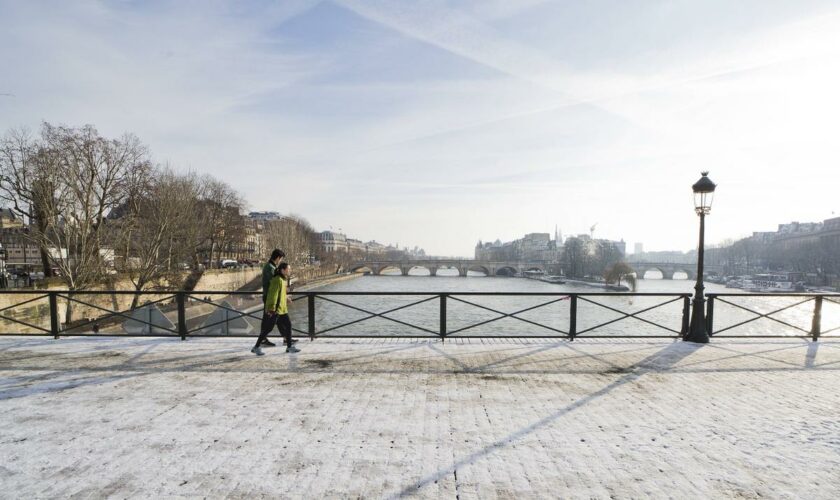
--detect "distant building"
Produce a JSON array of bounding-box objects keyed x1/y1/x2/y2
[
  {"x1": 0, "y1": 208, "x2": 24, "y2": 230},
  {"x1": 634, "y1": 242, "x2": 644, "y2": 255},
  {"x1": 475, "y1": 230, "x2": 561, "y2": 261},
  {"x1": 319, "y1": 230, "x2": 347, "y2": 253},
  {"x1": 821, "y1": 217, "x2": 840, "y2": 248},
  {"x1": 774, "y1": 221, "x2": 824, "y2": 252},
  {"x1": 318, "y1": 231, "x2": 423, "y2": 257},
  {"x1": 0, "y1": 229, "x2": 66, "y2": 271},
  {"x1": 365, "y1": 241, "x2": 387, "y2": 255},
  {"x1": 346, "y1": 238, "x2": 366, "y2": 253},
  {"x1": 247, "y1": 211, "x2": 283, "y2": 221}
]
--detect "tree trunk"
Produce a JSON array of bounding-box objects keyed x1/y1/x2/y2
[
  {"x1": 130, "y1": 284, "x2": 143, "y2": 311},
  {"x1": 64, "y1": 293, "x2": 74, "y2": 324}
]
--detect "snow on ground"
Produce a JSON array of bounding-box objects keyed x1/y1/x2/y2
[{"x1": 1, "y1": 336, "x2": 839, "y2": 499}]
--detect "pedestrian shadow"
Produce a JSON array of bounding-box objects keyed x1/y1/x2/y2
[
  {"x1": 805, "y1": 341, "x2": 819, "y2": 368},
  {"x1": 387, "y1": 341, "x2": 705, "y2": 499}
]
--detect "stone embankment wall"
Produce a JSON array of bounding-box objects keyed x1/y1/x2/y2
[{"x1": 0, "y1": 268, "x2": 261, "y2": 334}]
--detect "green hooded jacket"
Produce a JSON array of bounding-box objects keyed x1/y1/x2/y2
[{"x1": 265, "y1": 276, "x2": 288, "y2": 315}]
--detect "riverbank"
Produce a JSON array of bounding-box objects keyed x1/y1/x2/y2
[
  {"x1": 533, "y1": 277, "x2": 631, "y2": 292},
  {"x1": 294, "y1": 272, "x2": 361, "y2": 291}
]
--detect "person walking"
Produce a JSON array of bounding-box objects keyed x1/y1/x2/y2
[
  {"x1": 252, "y1": 263, "x2": 300, "y2": 356},
  {"x1": 259, "y1": 249, "x2": 285, "y2": 347}
]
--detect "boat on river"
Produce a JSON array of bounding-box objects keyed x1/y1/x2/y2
[
  {"x1": 542, "y1": 275, "x2": 567, "y2": 284},
  {"x1": 743, "y1": 273, "x2": 805, "y2": 293}
]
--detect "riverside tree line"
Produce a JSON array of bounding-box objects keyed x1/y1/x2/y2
[{"x1": 0, "y1": 123, "x2": 320, "y2": 318}]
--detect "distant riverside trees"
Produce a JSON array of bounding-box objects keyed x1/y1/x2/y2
[
  {"x1": 706, "y1": 234, "x2": 840, "y2": 286},
  {"x1": 562, "y1": 236, "x2": 624, "y2": 279},
  {"x1": 604, "y1": 262, "x2": 637, "y2": 291},
  {"x1": 262, "y1": 214, "x2": 318, "y2": 267}
]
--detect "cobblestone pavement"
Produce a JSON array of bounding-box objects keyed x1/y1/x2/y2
[{"x1": 1, "y1": 336, "x2": 839, "y2": 499}]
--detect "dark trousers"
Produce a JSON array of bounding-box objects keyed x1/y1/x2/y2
[{"x1": 255, "y1": 313, "x2": 292, "y2": 348}]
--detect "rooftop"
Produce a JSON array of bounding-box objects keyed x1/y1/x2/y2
[{"x1": 2, "y1": 337, "x2": 838, "y2": 498}]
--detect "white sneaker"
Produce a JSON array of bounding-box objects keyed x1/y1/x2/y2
[{"x1": 251, "y1": 346, "x2": 265, "y2": 356}]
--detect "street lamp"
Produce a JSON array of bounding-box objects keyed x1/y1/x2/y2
[{"x1": 686, "y1": 171, "x2": 717, "y2": 343}]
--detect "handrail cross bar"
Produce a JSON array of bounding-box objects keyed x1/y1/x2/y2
[
  {"x1": 58, "y1": 293, "x2": 179, "y2": 335},
  {"x1": 712, "y1": 296, "x2": 814, "y2": 335},
  {"x1": 314, "y1": 294, "x2": 440, "y2": 336},
  {"x1": 445, "y1": 295, "x2": 570, "y2": 336},
  {"x1": 575, "y1": 296, "x2": 685, "y2": 335},
  {"x1": 0, "y1": 294, "x2": 50, "y2": 315},
  {"x1": 0, "y1": 312, "x2": 52, "y2": 334},
  {"x1": 184, "y1": 295, "x2": 265, "y2": 334}
]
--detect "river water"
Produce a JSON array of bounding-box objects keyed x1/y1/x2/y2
[{"x1": 285, "y1": 271, "x2": 840, "y2": 338}]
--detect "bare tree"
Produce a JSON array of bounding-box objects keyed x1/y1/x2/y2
[
  {"x1": 263, "y1": 214, "x2": 317, "y2": 266},
  {"x1": 1, "y1": 123, "x2": 150, "y2": 321},
  {"x1": 0, "y1": 128, "x2": 61, "y2": 276},
  {"x1": 196, "y1": 176, "x2": 245, "y2": 266},
  {"x1": 111, "y1": 167, "x2": 202, "y2": 308}
]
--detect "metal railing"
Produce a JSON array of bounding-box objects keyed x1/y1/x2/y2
[
  {"x1": 0, "y1": 290, "x2": 837, "y2": 340},
  {"x1": 706, "y1": 293, "x2": 840, "y2": 340},
  {"x1": 0, "y1": 290, "x2": 690, "y2": 340}
]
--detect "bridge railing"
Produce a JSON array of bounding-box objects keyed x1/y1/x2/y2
[
  {"x1": 1, "y1": 290, "x2": 836, "y2": 340},
  {"x1": 705, "y1": 293, "x2": 840, "y2": 340},
  {"x1": 1, "y1": 290, "x2": 686, "y2": 339}
]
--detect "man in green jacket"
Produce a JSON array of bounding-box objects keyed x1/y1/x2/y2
[{"x1": 259, "y1": 249, "x2": 285, "y2": 347}]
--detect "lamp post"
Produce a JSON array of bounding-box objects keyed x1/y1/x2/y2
[{"x1": 686, "y1": 171, "x2": 717, "y2": 343}]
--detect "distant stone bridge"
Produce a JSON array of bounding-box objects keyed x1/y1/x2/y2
[
  {"x1": 348, "y1": 260, "x2": 552, "y2": 277},
  {"x1": 626, "y1": 262, "x2": 724, "y2": 280},
  {"x1": 349, "y1": 259, "x2": 722, "y2": 280}
]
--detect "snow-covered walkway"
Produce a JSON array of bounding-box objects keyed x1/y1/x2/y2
[{"x1": 1, "y1": 336, "x2": 839, "y2": 499}]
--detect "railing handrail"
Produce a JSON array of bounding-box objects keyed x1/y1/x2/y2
[
  {"x1": 5, "y1": 289, "x2": 838, "y2": 298},
  {"x1": 707, "y1": 292, "x2": 840, "y2": 297},
  {"x1": 0, "y1": 289, "x2": 692, "y2": 297}
]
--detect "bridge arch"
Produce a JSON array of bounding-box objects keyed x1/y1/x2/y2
[
  {"x1": 406, "y1": 265, "x2": 432, "y2": 276},
  {"x1": 495, "y1": 266, "x2": 518, "y2": 277},
  {"x1": 376, "y1": 265, "x2": 403, "y2": 276},
  {"x1": 349, "y1": 265, "x2": 374, "y2": 274},
  {"x1": 641, "y1": 267, "x2": 665, "y2": 280},
  {"x1": 466, "y1": 265, "x2": 490, "y2": 276},
  {"x1": 671, "y1": 269, "x2": 696, "y2": 280},
  {"x1": 636, "y1": 265, "x2": 697, "y2": 280}
]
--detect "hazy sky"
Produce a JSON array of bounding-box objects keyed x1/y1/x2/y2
[{"x1": 2, "y1": 1, "x2": 839, "y2": 256}]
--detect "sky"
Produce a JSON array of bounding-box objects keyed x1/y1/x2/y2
[{"x1": 2, "y1": 0, "x2": 840, "y2": 257}]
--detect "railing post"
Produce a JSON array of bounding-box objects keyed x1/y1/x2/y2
[
  {"x1": 569, "y1": 295, "x2": 577, "y2": 341},
  {"x1": 176, "y1": 292, "x2": 187, "y2": 341},
  {"x1": 440, "y1": 294, "x2": 447, "y2": 342},
  {"x1": 308, "y1": 293, "x2": 316, "y2": 341},
  {"x1": 49, "y1": 292, "x2": 60, "y2": 339},
  {"x1": 705, "y1": 295, "x2": 715, "y2": 337},
  {"x1": 811, "y1": 296, "x2": 823, "y2": 342},
  {"x1": 681, "y1": 295, "x2": 690, "y2": 337}
]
